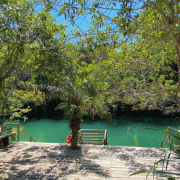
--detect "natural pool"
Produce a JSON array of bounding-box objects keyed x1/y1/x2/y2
[{"x1": 9, "y1": 116, "x2": 179, "y2": 148}]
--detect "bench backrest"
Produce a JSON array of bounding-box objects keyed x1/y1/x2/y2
[
  {"x1": 0, "y1": 126, "x2": 10, "y2": 133},
  {"x1": 78, "y1": 129, "x2": 107, "y2": 145}
]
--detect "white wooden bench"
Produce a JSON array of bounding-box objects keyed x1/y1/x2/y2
[
  {"x1": 0, "y1": 125, "x2": 16, "y2": 147},
  {"x1": 78, "y1": 129, "x2": 107, "y2": 145}
]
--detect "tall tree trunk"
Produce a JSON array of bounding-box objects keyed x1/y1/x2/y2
[
  {"x1": 148, "y1": 0, "x2": 180, "y2": 109},
  {"x1": 69, "y1": 115, "x2": 81, "y2": 149},
  {"x1": 0, "y1": 104, "x2": 5, "y2": 126},
  {"x1": 175, "y1": 44, "x2": 180, "y2": 108}
]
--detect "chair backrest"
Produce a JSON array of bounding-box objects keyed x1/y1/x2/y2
[
  {"x1": 78, "y1": 129, "x2": 107, "y2": 145},
  {"x1": 0, "y1": 126, "x2": 9, "y2": 133}
]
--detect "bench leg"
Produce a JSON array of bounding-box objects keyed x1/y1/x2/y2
[
  {"x1": 2, "y1": 137, "x2": 9, "y2": 147},
  {"x1": 104, "y1": 139, "x2": 107, "y2": 145}
]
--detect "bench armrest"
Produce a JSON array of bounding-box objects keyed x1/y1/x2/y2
[{"x1": 0, "y1": 132, "x2": 16, "y2": 140}]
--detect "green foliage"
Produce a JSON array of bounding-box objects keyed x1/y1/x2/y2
[
  {"x1": 0, "y1": 0, "x2": 64, "y2": 125},
  {"x1": 15, "y1": 81, "x2": 45, "y2": 105},
  {"x1": 131, "y1": 127, "x2": 180, "y2": 179},
  {"x1": 46, "y1": 39, "x2": 114, "y2": 125},
  {"x1": 131, "y1": 168, "x2": 180, "y2": 180},
  {"x1": 42, "y1": 0, "x2": 180, "y2": 115},
  {"x1": 0, "y1": 0, "x2": 180, "y2": 150}
]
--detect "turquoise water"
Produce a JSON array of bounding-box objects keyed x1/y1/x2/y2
[{"x1": 9, "y1": 116, "x2": 179, "y2": 148}]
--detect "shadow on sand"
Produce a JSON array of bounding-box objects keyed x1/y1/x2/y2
[{"x1": 0, "y1": 142, "x2": 110, "y2": 179}]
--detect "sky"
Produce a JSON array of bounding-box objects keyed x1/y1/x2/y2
[{"x1": 34, "y1": 0, "x2": 145, "y2": 43}]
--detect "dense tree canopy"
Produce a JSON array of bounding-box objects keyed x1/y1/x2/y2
[
  {"x1": 0, "y1": 0, "x2": 65, "y2": 125},
  {"x1": 50, "y1": 0, "x2": 180, "y2": 112}
]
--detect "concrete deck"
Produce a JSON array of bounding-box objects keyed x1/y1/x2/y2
[{"x1": 0, "y1": 142, "x2": 179, "y2": 180}]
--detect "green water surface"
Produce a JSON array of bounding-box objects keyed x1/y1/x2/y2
[{"x1": 11, "y1": 116, "x2": 179, "y2": 148}]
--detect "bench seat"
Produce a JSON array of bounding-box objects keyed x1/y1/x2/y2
[{"x1": 78, "y1": 129, "x2": 107, "y2": 145}]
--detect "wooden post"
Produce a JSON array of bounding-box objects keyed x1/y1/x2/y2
[
  {"x1": 81, "y1": 130, "x2": 83, "y2": 144},
  {"x1": 167, "y1": 127, "x2": 172, "y2": 149},
  {"x1": 104, "y1": 130, "x2": 107, "y2": 145},
  {"x1": 17, "y1": 124, "x2": 20, "y2": 142}
]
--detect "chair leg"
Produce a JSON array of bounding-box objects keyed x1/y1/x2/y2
[{"x1": 2, "y1": 137, "x2": 9, "y2": 146}]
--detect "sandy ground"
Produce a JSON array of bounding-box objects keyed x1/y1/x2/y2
[{"x1": 0, "y1": 142, "x2": 180, "y2": 180}]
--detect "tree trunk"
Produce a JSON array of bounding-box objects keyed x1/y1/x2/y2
[
  {"x1": 69, "y1": 115, "x2": 81, "y2": 149},
  {"x1": 0, "y1": 104, "x2": 5, "y2": 126},
  {"x1": 175, "y1": 44, "x2": 180, "y2": 108}
]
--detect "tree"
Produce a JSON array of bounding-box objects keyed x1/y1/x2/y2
[
  {"x1": 0, "y1": 0, "x2": 65, "y2": 125},
  {"x1": 116, "y1": 4, "x2": 180, "y2": 114},
  {"x1": 0, "y1": 0, "x2": 36, "y2": 125},
  {"x1": 43, "y1": 41, "x2": 112, "y2": 149},
  {"x1": 44, "y1": 0, "x2": 180, "y2": 111}
]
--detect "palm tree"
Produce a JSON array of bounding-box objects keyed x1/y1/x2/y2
[{"x1": 55, "y1": 67, "x2": 112, "y2": 149}]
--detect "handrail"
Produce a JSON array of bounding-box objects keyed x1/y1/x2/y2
[
  {"x1": 168, "y1": 127, "x2": 180, "y2": 133},
  {"x1": 17, "y1": 124, "x2": 36, "y2": 142}
]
